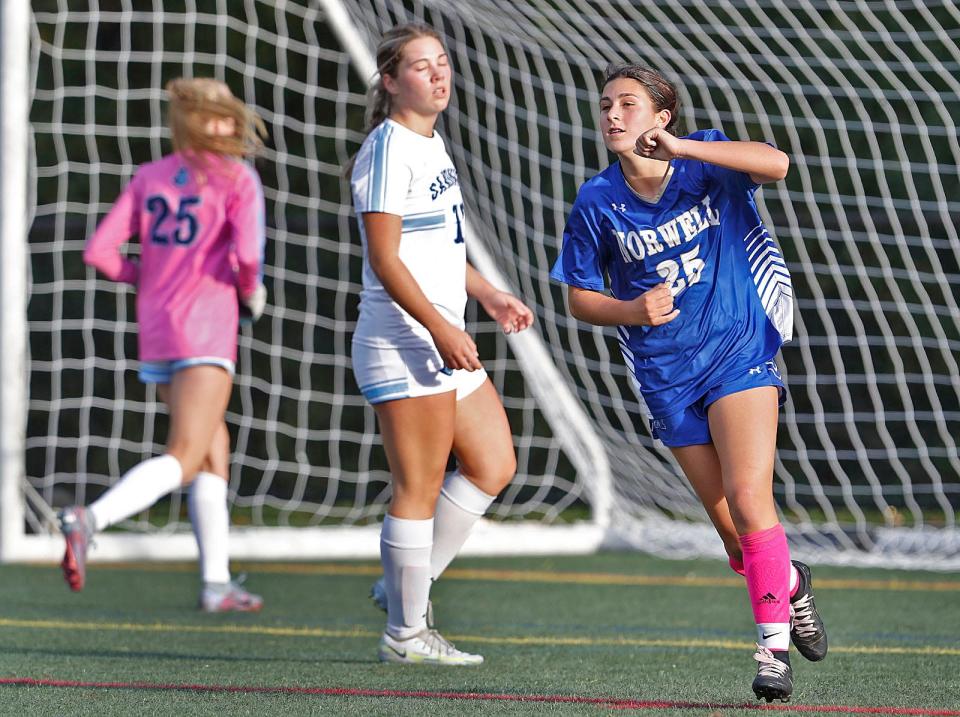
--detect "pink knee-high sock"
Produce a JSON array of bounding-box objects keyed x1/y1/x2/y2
[
  {"x1": 730, "y1": 552, "x2": 800, "y2": 597},
  {"x1": 728, "y1": 555, "x2": 746, "y2": 576},
  {"x1": 740, "y1": 524, "x2": 792, "y2": 649}
]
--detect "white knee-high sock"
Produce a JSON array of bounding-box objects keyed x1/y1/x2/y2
[
  {"x1": 188, "y1": 471, "x2": 231, "y2": 585},
  {"x1": 381, "y1": 515, "x2": 433, "y2": 639},
  {"x1": 431, "y1": 471, "x2": 496, "y2": 580},
  {"x1": 88, "y1": 454, "x2": 183, "y2": 531}
]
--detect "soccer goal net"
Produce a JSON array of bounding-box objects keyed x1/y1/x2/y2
[{"x1": 5, "y1": 0, "x2": 959, "y2": 568}]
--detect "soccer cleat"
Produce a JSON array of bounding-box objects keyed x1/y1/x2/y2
[
  {"x1": 378, "y1": 628, "x2": 483, "y2": 666},
  {"x1": 790, "y1": 560, "x2": 828, "y2": 661},
  {"x1": 752, "y1": 645, "x2": 793, "y2": 702},
  {"x1": 59, "y1": 506, "x2": 93, "y2": 592},
  {"x1": 369, "y1": 576, "x2": 434, "y2": 628},
  {"x1": 199, "y1": 577, "x2": 264, "y2": 613}
]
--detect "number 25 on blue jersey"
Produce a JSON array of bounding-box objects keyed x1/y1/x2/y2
[{"x1": 657, "y1": 244, "x2": 706, "y2": 295}]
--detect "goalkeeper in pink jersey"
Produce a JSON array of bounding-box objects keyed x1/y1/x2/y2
[{"x1": 58, "y1": 78, "x2": 267, "y2": 613}]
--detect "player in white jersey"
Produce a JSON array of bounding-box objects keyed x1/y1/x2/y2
[{"x1": 347, "y1": 23, "x2": 533, "y2": 666}]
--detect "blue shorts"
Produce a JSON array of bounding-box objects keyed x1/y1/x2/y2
[
  {"x1": 138, "y1": 357, "x2": 235, "y2": 384},
  {"x1": 649, "y1": 360, "x2": 787, "y2": 448}
]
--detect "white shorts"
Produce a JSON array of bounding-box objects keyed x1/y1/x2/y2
[
  {"x1": 138, "y1": 356, "x2": 236, "y2": 384},
  {"x1": 352, "y1": 340, "x2": 487, "y2": 405}
]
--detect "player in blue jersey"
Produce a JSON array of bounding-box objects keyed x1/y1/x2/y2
[
  {"x1": 347, "y1": 23, "x2": 534, "y2": 666},
  {"x1": 550, "y1": 64, "x2": 827, "y2": 702}
]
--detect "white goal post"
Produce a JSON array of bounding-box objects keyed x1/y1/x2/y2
[
  {"x1": 0, "y1": 0, "x2": 31, "y2": 563},
  {"x1": 3, "y1": 0, "x2": 959, "y2": 569}
]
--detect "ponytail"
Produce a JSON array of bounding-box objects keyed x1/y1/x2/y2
[{"x1": 343, "y1": 23, "x2": 444, "y2": 179}]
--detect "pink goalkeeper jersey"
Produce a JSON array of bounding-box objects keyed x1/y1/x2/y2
[{"x1": 83, "y1": 152, "x2": 265, "y2": 362}]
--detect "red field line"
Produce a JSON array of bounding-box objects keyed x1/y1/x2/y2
[{"x1": 1, "y1": 678, "x2": 957, "y2": 715}]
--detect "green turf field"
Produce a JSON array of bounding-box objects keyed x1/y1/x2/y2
[{"x1": 1, "y1": 553, "x2": 958, "y2": 715}]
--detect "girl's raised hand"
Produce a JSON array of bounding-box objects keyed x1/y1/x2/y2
[{"x1": 634, "y1": 127, "x2": 683, "y2": 162}]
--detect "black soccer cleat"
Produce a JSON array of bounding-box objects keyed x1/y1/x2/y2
[
  {"x1": 752, "y1": 645, "x2": 793, "y2": 702},
  {"x1": 790, "y1": 560, "x2": 828, "y2": 661}
]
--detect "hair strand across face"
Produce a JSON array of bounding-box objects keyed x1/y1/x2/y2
[{"x1": 166, "y1": 77, "x2": 267, "y2": 161}]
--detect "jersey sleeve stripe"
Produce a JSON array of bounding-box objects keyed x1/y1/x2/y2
[
  {"x1": 366, "y1": 124, "x2": 394, "y2": 211},
  {"x1": 405, "y1": 209, "x2": 445, "y2": 219},
  {"x1": 401, "y1": 214, "x2": 446, "y2": 232}
]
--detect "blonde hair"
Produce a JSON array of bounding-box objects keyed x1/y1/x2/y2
[
  {"x1": 166, "y1": 77, "x2": 267, "y2": 160},
  {"x1": 344, "y1": 23, "x2": 445, "y2": 178}
]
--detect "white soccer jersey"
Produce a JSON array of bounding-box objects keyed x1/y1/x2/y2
[{"x1": 350, "y1": 118, "x2": 468, "y2": 348}]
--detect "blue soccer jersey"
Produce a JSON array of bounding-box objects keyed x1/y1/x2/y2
[{"x1": 550, "y1": 129, "x2": 793, "y2": 420}]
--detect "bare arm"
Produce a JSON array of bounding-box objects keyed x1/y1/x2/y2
[
  {"x1": 363, "y1": 212, "x2": 482, "y2": 370},
  {"x1": 568, "y1": 284, "x2": 679, "y2": 327},
  {"x1": 634, "y1": 129, "x2": 789, "y2": 185},
  {"x1": 466, "y1": 264, "x2": 534, "y2": 334}
]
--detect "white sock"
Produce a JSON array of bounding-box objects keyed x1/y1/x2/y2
[
  {"x1": 431, "y1": 471, "x2": 496, "y2": 580},
  {"x1": 88, "y1": 454, "x2": 183, "y2": 531},
  {"x1": 188, "y1": 471, "x2": 231, "y2": 585},
  {"x1": 381, "y1": 515, "x2": 433, "y2": 639},
  {"x1": 757, "y1": 622, "x2": 791, "y2": 651}
]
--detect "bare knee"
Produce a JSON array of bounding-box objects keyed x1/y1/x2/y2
[
  {"x1": 166, "y1": 443, "x2": 205, "y2": 484},
  {"x1": 169, "y1": 420, "x2": 230, "y2": 483},
  {"x1": 391, "y1": 475, "x2": 446, "y2": 518},
  {"x1": 200, "y1": 455, "x2": 228, "y2": 479},
  {"x1": 200, "y1": 424, "x2": 230, "y2": 478},
  {"x1": 462, "y1": 452, "x2": 516, "y2": 496},
  {"x1": 726, "y1": 485, "x2": 777, "y2": 535}
]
